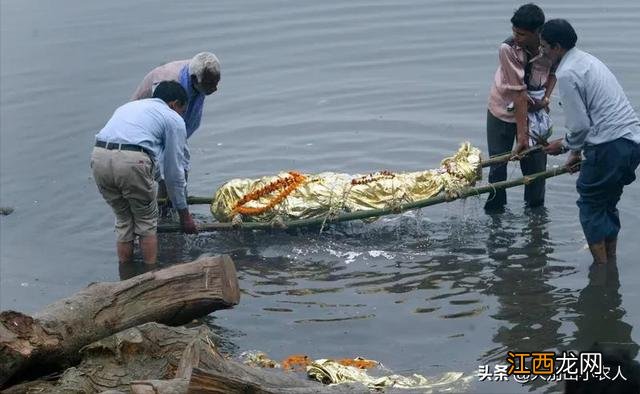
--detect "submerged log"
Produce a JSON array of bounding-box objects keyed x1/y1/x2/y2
[
  {"x1": 0, "y1": 255, "x2": 240, "y2": 387},
  {"x1": 3, "y1": 323, "x2": 361, "y2": 394}
]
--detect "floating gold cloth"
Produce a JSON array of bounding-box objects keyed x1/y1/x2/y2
[
  {"x1": 307, "y1": 359, "x2": 469, "y2": 390},
  {"x1": 240, "y1": 351, "x2": 471, "y2": 390},
  {"x1": 211, "y1": 142, "x2": 481, "y2": 222}
]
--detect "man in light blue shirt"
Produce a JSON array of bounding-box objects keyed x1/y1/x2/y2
[
  {"x1": 132, "y1": 53, "x2": 221, "y2": 216},
  {"x1": 92, "y1": 81, "x2": 198, "y2": 265},
  {"x1": 542, "y1": 19, "x2": 640, "y2": 265}
]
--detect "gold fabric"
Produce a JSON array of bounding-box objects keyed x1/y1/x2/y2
[
  {"x1": 241, "y1": 351, "x2": 280, "y2": 369},
  {"x1": 211, "y1": 142, "x2": 481, "y2": 222},
  {"x1": 307, "y1": 359, "x2": 469, "y2": 390}
]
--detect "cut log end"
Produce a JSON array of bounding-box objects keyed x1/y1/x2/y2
[{"x1": 1, "y1": 255, "x2": 240, "y2": 388}]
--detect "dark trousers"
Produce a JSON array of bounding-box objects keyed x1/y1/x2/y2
[
  {"x1": 485, "y1": 110, "x2": 547, "y2": 210},
  {"x1": 577, "y1": 138, "x2": 640, "y2": 244}
]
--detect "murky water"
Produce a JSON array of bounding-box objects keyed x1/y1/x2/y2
[{"x1": 1, "y1": 1, "x2": 640, "y2": 392}]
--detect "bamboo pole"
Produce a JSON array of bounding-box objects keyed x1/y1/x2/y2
[
  {"x1": 157, "y1": 163, "x2": 578, "y2": 233},
  {"x1": 480, "y1": 145, "x2": 543, "y2": 168}
]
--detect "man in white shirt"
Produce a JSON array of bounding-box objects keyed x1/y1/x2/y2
[
  {"x1": 542, "y1": 19, "x2": 640, "y2": 265},
  {"x1": 92, "y1": 81, "x2": 198, "y2": 265}
]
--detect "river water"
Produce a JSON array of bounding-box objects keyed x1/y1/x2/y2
[{"x1": 1, "y1": 1, "x2": 639, "y2": 392}]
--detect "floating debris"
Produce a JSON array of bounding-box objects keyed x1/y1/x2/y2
[{"x1": 307, "y1": 359, "x2": 469, "y2": 390}]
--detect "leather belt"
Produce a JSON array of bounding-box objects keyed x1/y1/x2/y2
[{"x1": 95, "y1": 140, "x2": 152, "y2": 157}]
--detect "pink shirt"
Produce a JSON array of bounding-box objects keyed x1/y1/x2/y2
[{"x1": 488, "y1": 39, "x2": 555, "y2": 123}]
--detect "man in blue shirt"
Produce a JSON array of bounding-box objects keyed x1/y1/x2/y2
[
  {"x1": 92, "y1": 81, "x2": 198, "y2": 265},
  {"x1": 132, "y1": 53, "x2": 221, "y2": 216},
  {"x1": 131, "y1": 52, "x2": 221, "y2": 136},
  {"x1": 542, "y1": 19, "x2": 640, "y2": 265}
]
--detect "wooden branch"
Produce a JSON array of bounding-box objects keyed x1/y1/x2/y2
[
  {"x1": 2, "y1": 323, "x2": 212, "y2": 393},
  {"x1": 157, "y1": 196, "x2": 213, "y2": 205},
  {"x1": 130, "y1": 379, "x2": 189, "y2": 394},
  {"x1": 158, "y1": 164, "x2": 578, "y2": 233},
  {"x1": 3, "y1": 323, "x2": 363, "y2": 394},
  {"x1": 479, "y1": 145, "x2": 543, "y2": 167},
  {"x1": 0, "y1": 255, "x2": 240, "y2": 387}
]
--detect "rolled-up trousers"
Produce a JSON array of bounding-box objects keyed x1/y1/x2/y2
[{"x1": 577, "y1": 138, "x2": 640, "y2": 244}]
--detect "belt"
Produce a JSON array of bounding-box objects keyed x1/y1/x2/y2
[{"x1": 95, "y1": 140, "x2": 152, "y2": 157}]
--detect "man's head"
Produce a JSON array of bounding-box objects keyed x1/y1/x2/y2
[
  {"x1": 153, "y1": 80, "x2": 188, "y2": 115},
  {"x1": 510, "y1": 3, "x2": 545, "y2": 49},
  {"x1": 189, "y1": 52, "x2": 221, "y2": 96},
  {"x1": 540, "y1": 19, "x2": 577, "y2": 65}
]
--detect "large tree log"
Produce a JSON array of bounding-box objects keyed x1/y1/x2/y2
[
  {"x1": 3, "y1": 323, "x2": 362, "y2": 394},
  {"x1": 0, "y1": 255, "x2": 240, "y2": 387}
]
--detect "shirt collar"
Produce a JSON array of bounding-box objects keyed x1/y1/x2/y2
[
  {"x1": 556, "y1": 47, "x2": 578, "y2": 74},
  {"x1": 516, "y1": 43, "x2": 544, "y2": 64}
]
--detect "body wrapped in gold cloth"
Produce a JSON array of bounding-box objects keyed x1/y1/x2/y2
[{"x1": 211, "y1": 143, "x2": 482, "y2": 223}]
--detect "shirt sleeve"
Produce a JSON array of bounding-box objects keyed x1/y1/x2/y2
[
  {"x1": 131, "y1": 71, "x2": 155, "y2": 100},
  {"x1": 558, "y1": 72, "x2": 591, "y2": 151},
  {"x1": 162, "y1": 116, "x2": 189, "y2": 210},
  {"x1": 498, "y1": 44, "x2": 527, "y2": 92}
]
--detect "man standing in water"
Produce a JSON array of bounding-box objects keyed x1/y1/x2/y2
[
  {"x1": 485, "y1": 3, "x2": 556, "y2": 212},
  {"x1": 132, "y1": 52, "x2": 221, "y2": 215},
  {"x1": 92, "y1": 81, "x2": 198, "y2": 265},
  {"x1": 542, "y1": 19, "x2": 640, "y2": 265}
]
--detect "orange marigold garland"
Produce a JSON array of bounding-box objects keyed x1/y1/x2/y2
[{"x1": 232, "y1": 171, "x2": 307, "y2": 216}]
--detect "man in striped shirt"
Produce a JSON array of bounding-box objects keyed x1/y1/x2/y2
[{"x1": 485, "y1": 3, "x2": 556, "y2": 212}]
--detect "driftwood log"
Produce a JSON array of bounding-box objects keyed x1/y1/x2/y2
[
  {"x1": 0, "y1": 255, "x2": 240, "y2": 387},
  {"x1": 3, "y1": 323, "x2": 363, "y2": 394}
]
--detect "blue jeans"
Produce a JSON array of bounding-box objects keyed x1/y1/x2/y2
[{"x1": 577, "y1": 138, "x2": 640, "y2": 244}]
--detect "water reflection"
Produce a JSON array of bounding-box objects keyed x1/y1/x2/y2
[
  {"x1": 483, "y1": 207, "x2": 561, "y2": 372},
  {"x1": 118, "y1": 261, "x2": 151, "y2": 281},
  {"x1": 481, "y1": 209, "x2": 565, "y2": 362},
  {"x1": 567, "y1": 262, "x2": 639, "y2": 360},
  {"x1": 476, "y1": 208, "x2": 639, "y2": 392},
  {"x1": 476, "y1": 209, "x2": 570, "y2": 393}
]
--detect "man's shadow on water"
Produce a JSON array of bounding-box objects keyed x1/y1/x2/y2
[
  {"x1": 481, "y1": 207, "x2": 564, "y2": 365},
  {"x1": 480, "y1": 207, "x2": 640, "y2": 392},
  {"x1": 567, "y1": 261, "x2": 639, "y2": 359},
  {"x1": 561, "y1": 262, "x2": 640, "y2": 393}
]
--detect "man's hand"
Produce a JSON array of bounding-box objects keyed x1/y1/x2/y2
[
  {"x1": 512, "y1": 136, "x2": 529, "y2": 157},
  {"x1": 543, "y1": 138, "x2": 566, "y2": 156},
  {"x1": 528, "y1": 97, "x2": 551, "y2": 113},
  {"x1": 565, "y1": 151, "x2": 582, "y2": 173},
  {"x1": 178, "y1": 209, "x2": 199, "y2": 234}
]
